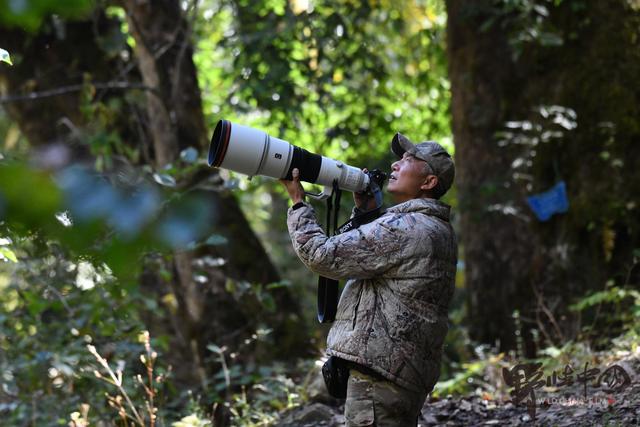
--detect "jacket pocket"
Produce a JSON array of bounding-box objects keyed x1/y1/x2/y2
[
  {"x1": 345, "y1": 398, "x2": 375, "y2": 426},
  {"x1": 345, "y1": 371, "x2": 376, "y2": 426}
]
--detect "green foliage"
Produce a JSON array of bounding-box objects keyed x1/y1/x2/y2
[
  {"x1": 172, "y1": 414, "x2": 212, "y2": 427},
  {"x1": 432, "y1": 347, "x2": 507, "y2": 398},
  {"x1": 569, "y1": 280, "x2": 640, "y2": 346},
  {"x1": 569, "y1": 286, "x2": 640, "y2": 312},
  {"x1": 0, "y1": 238, "x2": 152, "y2": 424},
  {"x1": 87, "y1": 331, "x2": 169, "y2": 426},
  {"x1": 535, "y1": 340, "x2": 598, "y2": 375},
  {"x1": 195, "y1": 0, "x2": 451, "y2": 166},
  {"x1": 198, "y1": 344, "x2": 308, "y2": 426},
  {"x1": 223, "y1": 369, "x2": 304, "y2": 426},
  {"x1": 0, "y1": 0, "x2": 94, "y2": 31},
  {"x1": 483, "y1": 0, "x2": 566, "y2": 58},
  {"x1": 0, "y1": 161, "x2": 224, "y2": 279}
]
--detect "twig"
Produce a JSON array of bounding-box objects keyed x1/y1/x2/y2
[
  {"x1": 535, "y1": 299, "x2": 555, "y2": 347},
  {"x1": 211, "y1": 345, "x2": 232, "y2": 398},
  {"x1": 141, "y1": 331, "x2": 157, "y2": 427},
  {"x1": 87, "y1": 344, "x2": 145, "y2": 426},
  {"x1": 532, "y1": 282, "x2": 565, "y2": 343},
  {"x1": 0, "y1": 81, "x2": 159, "y2": 104},
  {"x1": 45, "y1": 283, "x2": 74, "y2": 315}
]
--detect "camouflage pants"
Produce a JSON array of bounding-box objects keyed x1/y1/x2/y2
[{"x1": 345, "y1": 369, "x2": 426, "y2": 427}]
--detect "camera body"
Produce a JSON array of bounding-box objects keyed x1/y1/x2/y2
[{"x1": 363, "y1": 169, "x2": 387, "y2": 196}]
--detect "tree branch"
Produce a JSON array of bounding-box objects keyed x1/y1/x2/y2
[{"x1": 0, "y1": 81, "x2": 159, "y2": 104}]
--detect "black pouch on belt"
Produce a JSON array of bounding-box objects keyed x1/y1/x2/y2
[{"x1": 321, "y1": 356, "x2": 350, "y2": 399}]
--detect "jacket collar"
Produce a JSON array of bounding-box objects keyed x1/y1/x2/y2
[{"x1": 386, "y1": 198, "x2": 451, "y2": 222}]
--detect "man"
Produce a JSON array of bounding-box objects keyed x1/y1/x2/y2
[{"x1": 280, "y1": 133, "x2": 457, "y2": 426}]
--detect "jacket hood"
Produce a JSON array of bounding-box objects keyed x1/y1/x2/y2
[{"x1": 386, "y1": 198, "x2": 451, "y2": 222}]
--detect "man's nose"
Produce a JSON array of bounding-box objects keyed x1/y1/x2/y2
[{"x1": 391, "y1": 161, "x2": 399, "y2": 170}]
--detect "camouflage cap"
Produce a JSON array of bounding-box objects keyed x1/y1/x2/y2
[{"x1": 391, "y1": 132, "x2": 455, "y2": 197}]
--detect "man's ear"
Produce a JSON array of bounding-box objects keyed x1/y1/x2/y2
[{"x1": 420, "y1": 175, "x2": 438, "y2": 192}]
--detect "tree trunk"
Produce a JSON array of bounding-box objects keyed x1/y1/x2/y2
[{"x1": 446, "y1": 0, "x2": 640, "y2": 354}]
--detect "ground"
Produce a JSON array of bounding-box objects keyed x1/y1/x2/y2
[{"x1": 276, "y1": 350, "x2": 640, "y2": 426}]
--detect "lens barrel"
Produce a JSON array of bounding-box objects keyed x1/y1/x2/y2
[
  {"x1": 208, "y1": 119, "x2": 369, "y2": 193},
  {"x1": 284, "y1": 146, "x2": 322, "y2": 183}
]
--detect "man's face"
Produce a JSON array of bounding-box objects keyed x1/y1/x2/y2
[{"x1": 387, "y1": 152, "x2": 434, "y2": 203}]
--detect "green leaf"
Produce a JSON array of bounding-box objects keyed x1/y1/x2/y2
[
  {"x1": 0, "y1": 0, "x2": 94, "y2": 31},
  {"x1": 0, "y1": 164, "x2": 62, "y2": 231},
  {"x1": 538, "y1": 32, "x2": 564, "y2": 47},
  {"x1": 0, "y1": 48, "x2": 12, "y2": 65},
  {"x1": 0, "y1": 247, "x2": 17, "y2": 262},
  {"x1": 207, "y1": 344, "x2": 223, "y2": 354},
  {"x1": 204, "y1": 234, "x2": 227, "y2": 246},
  {"x1": 569, "y1": 287, "x2": 638, "y2": 311},
  {"x1": 153, "y1": 173, "x2": 176, "y2": 187},
  {"x1": 180, "y1": 147, "x2": 199, "y2": 164}
]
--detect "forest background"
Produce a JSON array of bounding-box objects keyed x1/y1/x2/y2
[{"x1": 0, "y1": 0, "x2": 639, "y2": 425}]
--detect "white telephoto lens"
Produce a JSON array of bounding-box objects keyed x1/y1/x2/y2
[
  {"x1": 209, "y1": 120, "x2": 369, "y2": 193},
  {"x1": 217, "y1": 123, "x2": 267, "y2": 176},
  {"x1": 257, "y1": 135, "x2": 293, "y2": 179},
  {"x1": 315, "y1": 157, "x2": 369, "y2": 193}
]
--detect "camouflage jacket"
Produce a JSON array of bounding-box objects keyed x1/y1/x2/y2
[{"x1": 287, "y1": 198, "x2": 457, "y2": 393}]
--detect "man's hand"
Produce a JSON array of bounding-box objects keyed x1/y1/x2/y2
[
  {"x1": 279, "y1": 168, "x2": 305, "y2": 204},
  {"x1": 353, "y1": 191, "x2": 378, "y2": 211},
  {"x1": 353, "y1": 168, "x2": 378, "y2": 211}
]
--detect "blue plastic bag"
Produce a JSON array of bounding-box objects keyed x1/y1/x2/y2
[{"x1": 526, "y1": 181, "x2": 569, "y2": 221}]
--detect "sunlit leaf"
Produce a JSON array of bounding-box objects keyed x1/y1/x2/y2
[
  {"x1": 207, "y1": 344, "x2": 223, "y2": 354},
  {"x1": 0, "y1": 164, "x2": 62, "y2": 230},
  {"x1": 0, "y1": 48, "x2": 12, "y2": 65},
  {"x1": 153, "y1": 173, "x2": 177, "y2": 187},
  {"x1": 539, "y1": 32, "x2": 564, "y2": 46},
  {"x1": 179, "y1": 147, "x2": 199, "y2": 164},
  {"x1": 0, "y1": 247, "x2": 17, "y2": 262},
  {"x1": 204, "y1": 234, "x2": 227, "y2": 246}
]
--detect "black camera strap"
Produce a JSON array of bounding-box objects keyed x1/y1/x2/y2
[
  {"x1": 318, "y1": 180, "x2": 341, "y2": 323},
  {"x1": 336, "y1": 206, "x2": 384, "y2": 235},
  {"x1": 317, "y1": 181, "x2": 384, "y2": 323}
]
